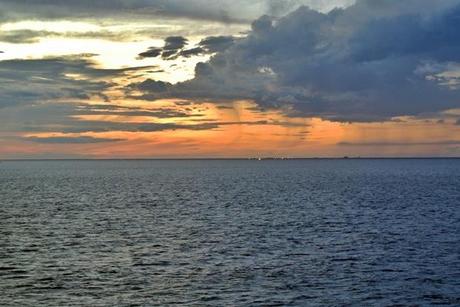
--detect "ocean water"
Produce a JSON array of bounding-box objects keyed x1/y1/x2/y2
[{"x1": 0, "y1": 159, "x2": 459, "y2": 306}]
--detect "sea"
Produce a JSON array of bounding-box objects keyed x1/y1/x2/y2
[{"x1": 1, "y1": 159, "x2": 459, "y2": 306}]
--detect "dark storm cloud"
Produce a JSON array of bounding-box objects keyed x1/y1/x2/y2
[{"x1": 132, "y1": 0, "x2": 460, "y2": 122}]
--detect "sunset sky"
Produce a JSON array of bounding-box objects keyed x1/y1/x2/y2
[{"x1": 1, "y1": 0, "x2": 460, "y2": 158}]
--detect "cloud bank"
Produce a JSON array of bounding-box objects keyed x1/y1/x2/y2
[
  {"x1": 0, "y1": 55, "x2": 159, "y2": 109},
  {"x1": 0, "y1": 0, "x2": 353, "y2": 24},
  {"x1": 132, "y1": 0, "x2": 460, "y2": 122},
  {"x1": 0, "y1": 55, "x2": 111, "y2": 109}
]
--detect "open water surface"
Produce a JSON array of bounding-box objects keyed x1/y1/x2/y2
[{"x1": 1, "y1": 159, "x2": 459, "y2": 306}]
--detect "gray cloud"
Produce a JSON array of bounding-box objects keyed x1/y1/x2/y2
[
  {"x1": 0, "y1": 0, "x2": 352, "y2": 24},
  {"x1": 0, "y1": 56, "x2": 109, "y2": 109},
  {"x1": 134, "y1": 79, "x2": 170, "y2": 93},
  {"x1": 163, "y1": 36, "x2": 188, "y2": 50},
  {"x1": 0, "y1": 1, "x2": 355, "y2": 48},
  {"x1": 198, "y1": 36, "x2": 235, "y2": 52},
  {"x1": 138, "y1": 36, "x2": 189, "y2": 60},
  {"x1": 0, "y1": 30, "x2": 43, "y2": 44},
  {"x1": 76, "y1": 103, "x2": 203, "y2": 118},
  {"x1": 132, "y1": 0, "x2": 460, "y2": 122},
  {"x1": 0, "y1": 96, "x2": 303, "y2": 135},
  {"x1": 0, "y1": 107, "x2": 218, "y2": 133},
  {"x1": 179, "y1": 47, "x2": 205, "y2": 58},
  {"x1": 0, "y1": 55, "x2": 158, "y2": 109},
  {"x1": 138, "y1": 47, "x2": 163, "y2": 59},
  {"x1": 53, "y1": 121, "x2": 220, "y2": 134},
  {"x1": 162, "y1": 36, "x2": 188, "y2": 60},
  {"x1": 25, "y1": 136, "x2": 124, "y2": 144},
  {"x1": 49, "y1": 118, "x2": 296, "y2": 134},
  {"x1": 0, "y1": 29, "x2": 145, "y2": 44},
  {"x1": 138, "y1": 35, "x2": 236, "y2": 61},
  {"x1": 0, "y1": 55, "x2": 195, "y2": 138}
]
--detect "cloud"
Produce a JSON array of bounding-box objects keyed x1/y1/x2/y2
[
  {"x1": 132, "y1": 0, "x2": 460, "y2": 122},
  {"x1": 0, "y1": 29, "x2": 144, "y2": 44},
  {"x1": 176, "y1": 35, "x2": 236, "y2": 58},
  {"x1": 162, "y1": 36, "x2": 188, "y2": 60},
  {"x1": 0, "y1": 100, "x2": 213, "y2": 138},
  {"x1": 198, "y1": 36, "x2": 235, "y2": 52},
  {"x1": 0, "y1": 55, "x2": 109, "y2": 108},
  {"x1": 0, "y1": 96, "x2": 304, "y2": 135},
  {"x1": 0, "y1": 30, "x2": 43, "y2": 44},
  {"x1": 0, "y1": 55, "x2": 192, "y2": 137},
  {"x1": 42, "y1": 119, "x2": 297, "y2": 134},
  {"x1": 137, "y1": 36, "x2": 189, "y2": 60},
  {"x1": 76, "y1": 103, "x2": 203, "y2": 118},
  {"x1": 0, "y1": 1, "x2": 353, "y2": 24},
  {"x1": 0, "y1": 54, "x2": 159, "y2": 109},
  {"x1": 179, "y1": 47, "x2": 206, "y2": 58},
  {"x1": 134, "y1": 79, "x2": 171, "y2": 93},
  {"x1": 163, "y1": 36, "x2": 188, "y2": 50},
  {"x1": 138, "y1": 35, "x2": 236, "y2": 61},
  {"x1": 25, "y1": 136, "x2": 123, "y2": 144},
  {"x1": 1, "y1": 106, "x2": 218, "y2": 134},
  {"x1": 52, "y1": 121, "x2": 220, "y2": 134},
  {"x1": 138, "y1": 47, "x2": 163, "y2": 59}
]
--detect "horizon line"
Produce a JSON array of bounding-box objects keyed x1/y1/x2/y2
[{"x1": 1, "y1": 157, "x2": 460, "y2": 161}]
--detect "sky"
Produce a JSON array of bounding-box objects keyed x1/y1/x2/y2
[{"x1": 1, "y1": 0, "x2": 460, "y2": 159}]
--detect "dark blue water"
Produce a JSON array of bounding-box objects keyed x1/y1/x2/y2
[{"x1": 1, "y1": 159, "x2": 459, "y2": 306}]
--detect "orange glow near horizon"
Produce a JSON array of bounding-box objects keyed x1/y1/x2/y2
[
  {"x1": 0, "y1": 50, "x2": 459, "y2": 159},
  {"x1": 3, "y1": 97, "x2": 460, "y2": 159}
]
